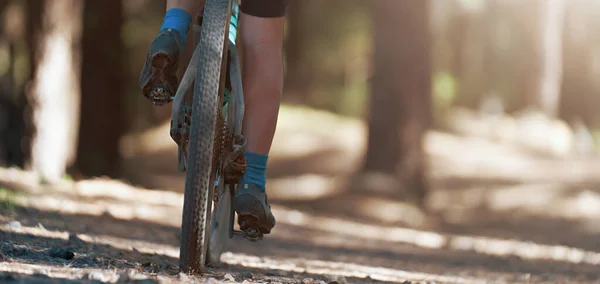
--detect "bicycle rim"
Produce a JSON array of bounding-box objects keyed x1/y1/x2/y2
[{"x1": 179, "y1": 0, "x2": 231, "y2": 274}]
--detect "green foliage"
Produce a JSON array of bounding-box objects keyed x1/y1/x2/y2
[
  {"x1": 63, "y1": 174, "x2": 73, "y2": 182},
  {"x1": 458, "y1": 0, "x2": 485, "y2": 12},
  {"x1": 0, "y1": 187, "x2": 17, "y2": 214},
  {"x1": 593, "y1": 131, "x2": 600, "y2": 154},
  {"x1": 433, "y1": 71, "x2": 458, "y2": 109}
]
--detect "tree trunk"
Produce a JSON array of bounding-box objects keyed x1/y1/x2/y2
[
  {"x1": 559, "y1": 0, "x2": 598, "y2": 129},
  {"x1": 362, "y1": 0, "x2": 431, "y2": 205},
  {"x1": 26, "y1": 0, "x2": 42, "y2": 88},
  {"x1": 75, "y1": 0, "x2": 125, "y2": 178},
  {"x1": 29, "y1": 0, "x2": 83, "y2": 184},
  {"x1": 453, "y1": 2, "x2": 488, "y2": 109},
  {"x1": 283, "y1": 0, "x2": 313, "y2": 104},
  {"x1": 523, "y1": 0, "x2": 566, "y2": 117},
  {"x1": 18, "y1": 0, "x2": 43, "y2": 168}
]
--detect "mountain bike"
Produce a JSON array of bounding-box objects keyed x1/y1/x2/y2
[{"x1": 168, "y1": 0, "x2": 251, "y2": 274}]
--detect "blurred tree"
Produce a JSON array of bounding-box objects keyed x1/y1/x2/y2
[
  {"x1": 559, "y1": 0, "x2": 599, "y2": 129},
  {"x1": 29, "y1": 0, "x2": 82, "y2": 184},
  {"x1": 522, "y1": 0, "x2": 566, "y2": 117},
  {"x1": 279, "y1": 0, "x2": 370, "y2": 117},
  {"x1": 361, "y1": 0, "x2": 431, "y2": 206},
  {"x1": 75, "y1": 0, "x2": 126, "y2": 178},
  {"x1": 1, "y1": 0, "x2": 16, "y2": 96},
  {"x1": 18, "y1": 0, "x2": 43, "y2": 168},
  {"x1": 452, "y1": 0, "x2": 488, "y2": 110},
  {"x1": 0, "y1": 0, "x2": 40, "y2": 168},
  {"x1": 25, "y1": 0, "x2": 42, "y2": 89},
  {"x1": 283, "y1": 0, "x2": 313, "y2": 104},
  {"x1": 121, "y1": 0, "x2": 168, "y2": 133}
]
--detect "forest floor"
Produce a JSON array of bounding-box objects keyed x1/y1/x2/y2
[{"x1": 2, "y1": 106, "x2": 600, "y2": 283}]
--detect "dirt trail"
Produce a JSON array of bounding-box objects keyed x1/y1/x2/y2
[
  {"x1": 3, "y1": 107, "x2": 600, "y2": 283},
  {"x1": 1, "y1": 166, "x2": 600, "y2": 284}
]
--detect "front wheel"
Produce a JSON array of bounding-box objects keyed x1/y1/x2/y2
[{"x1": 179, "y1": 0, "x2": 232, "y2": 274}]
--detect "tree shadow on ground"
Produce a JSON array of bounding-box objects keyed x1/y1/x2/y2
[
  {"x1": 120, "y1": 147, "x2": 600, "y2": 257},
  {"x1": 1, "y1": 272, "x2": 103, "y2": 284},
  {"x1": 120, "y1": 147, "x2": 354, "y2": 192},
  {"x1": 0, "y1": 217, "x2": 385, "y2": 283},
  {"x1": 4, "y1": 205, "x2": 180, "y2": 247},
  {"x1": 275, "y1": 181, "x2": 600, "y2": 253},
  {"x1": 228, "y1": 223, "x2": 600, "y2": 282},
  {"x1": 4, "y1": 203, "x2": 600, "y2": 283},
  {"x1": 1, "y1": 230, "x2": 179, "y2": 274}
]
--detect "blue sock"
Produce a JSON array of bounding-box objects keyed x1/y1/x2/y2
[
  {"x1": 242, "y1": 152, "x2": 268, "y2": 192},
  {"x1": 160, "y1": 8, "x2": 192, "y2": 46}
]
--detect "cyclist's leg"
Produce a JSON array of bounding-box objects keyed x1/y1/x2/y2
[
  {"x1": 139, "y1": 0, "x2": 203, "y2": 104},
  {"x1": 234, "y1": 0, "x2": 289, "y2": 235}
]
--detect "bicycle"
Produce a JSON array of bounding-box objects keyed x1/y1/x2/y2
[{"x1": 166, "y1": 0, "x2": 252, "y2": 274}]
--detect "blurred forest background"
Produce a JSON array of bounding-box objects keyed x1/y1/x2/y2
[{"x1": 1, "y1": 0, "x2": 600, "y2": 209}]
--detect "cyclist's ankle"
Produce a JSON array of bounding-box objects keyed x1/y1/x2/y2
[
  {"x1": 241, "y1": 152, "x2": 268, "y2": 192},
  {"x1": 160, "y1": 8, "x2": 192, "y2": 46}
]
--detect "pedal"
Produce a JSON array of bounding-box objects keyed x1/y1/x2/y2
[
  {"x1": 151, "y1": 87, "x2": 172, "y2": 106},
  {"x1": 233, "y1": 228, "x2": 263, "y2": 242}
]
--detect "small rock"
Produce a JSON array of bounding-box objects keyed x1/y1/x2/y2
[
  {"x1": 302, "y1": 278, "x2": 315, "y2": 284},
  {"x1": 116, "y1": 270, "x2": 133, "y2": 282},
  {"x1": 178, "y1": 272, "x2": 190, "y2": 281},
  {"x1": 87, "y1": 271, "x2": 107, "y2": 281},
  {"x1": 242, "y1": 281, "x2": 253, "y2": 284},
  {"x1": 48, "y1": 247, "x2": 75, "y2": 260},
  {"x1": 241, "y1": 271, "x2": 253, "y2": 279},
  {"x1": 6, "y1": 221, "x2": 21, "y2": 230},
  {"x1": 224, "y1": 273, "x2": 235, "y2": 282},
  {"x1": 133, "y1": 273, "x2": 150, "y2": 280},
  {"x1": 205, "y1": 277, "x2": 220, "y2": 284}
]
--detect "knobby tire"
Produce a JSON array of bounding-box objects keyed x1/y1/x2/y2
[{"x1": 179, "y1": 0, "x2": 231, "y2": 274}]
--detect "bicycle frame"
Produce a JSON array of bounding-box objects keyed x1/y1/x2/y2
[{"x1": 170, "y1": 0, "x2": 245, "y2": 172}]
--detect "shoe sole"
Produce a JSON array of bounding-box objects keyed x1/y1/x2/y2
[
  {"x1": 141, "y1": 52, "x2": 177, "y2": 106},
  {"x1": 235, "y1": 196, "x2": 275, "y2": 238}
]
